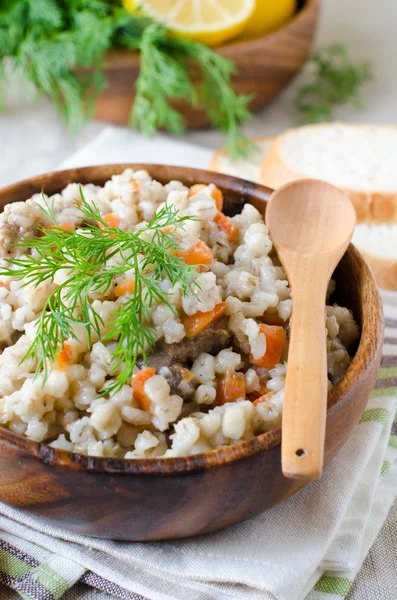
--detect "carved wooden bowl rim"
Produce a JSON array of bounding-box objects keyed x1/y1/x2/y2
[
  {"x1": 0, "y1": 164, "x2": 383, "y2": 476},
  {"x1": 102, "y1": 0, "x2": 319, "y2": 64}
]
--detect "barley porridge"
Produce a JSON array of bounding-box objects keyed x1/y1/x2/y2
[{"x1": 0, "y1": 169, "x2": 359, "y2": 458}]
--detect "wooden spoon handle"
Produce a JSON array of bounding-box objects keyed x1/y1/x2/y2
[{"x1": 282, "y1": 264, "x2": 328, "y2": 480}]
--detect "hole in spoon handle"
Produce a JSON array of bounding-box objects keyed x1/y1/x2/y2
[
  {"x1": 295, "y1": 448, "x2": 306, "y2": 458},
  {"x1": 280, "y1": 272, "x2": 328, "y2": 481}
]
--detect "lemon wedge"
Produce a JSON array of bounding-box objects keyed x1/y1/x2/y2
[
  {"x1": 124, "y1": 0, "x2": 256, "y2": 47},
  {"x1": 239, "y1": 0, "x2": 297, "y2": 40}
]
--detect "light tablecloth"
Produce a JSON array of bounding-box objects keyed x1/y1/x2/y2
[{"x1": 0, "y1": 128, "x2": 395, "y2": 600}]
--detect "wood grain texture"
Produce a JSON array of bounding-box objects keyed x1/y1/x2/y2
[
  {"x1": 266, "y1": 180, "x2": 356, "y2": 479},
  {"x1": 0, "y1": 164, "x2": 383, "y2": 541},
  {"x1": 93, "y1": 0, "x2": 319, "y2": 128}
]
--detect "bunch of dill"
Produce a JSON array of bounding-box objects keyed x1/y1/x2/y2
[{"x1": 0, "y1": 0, "x2": 252, "y2": 158}]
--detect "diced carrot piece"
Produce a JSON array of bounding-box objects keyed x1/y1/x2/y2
[
  {"x1": 214, "y1": 212, "x2": 237, "y2": 241},
  {"x1": 131, "y1": 367, "x2": 156, "y2": 412},
  {"x1": 42, "y1": 222, "x2": 75, "y2": 236},
  {"x1": 181, "y1": 302, "x2": 226, "y2": 338},
  {"x1": 211, "y1": 186, "x2": 223, "y2": 211},
  {"x1": 54, "y1": 343, "x2": 73, "y2": 370},
  {"x1": 130, "y1": 180, "x2": 140, "y2": 191},
  {"x1": 188, "y1": 184, "x2": 223, "y2": 210},
  {"x1": 174, "y1": 366, "x2": 196, "y2": 384},
  {"x1": 0, "y1": 282, "x2": 5, "y2": 287},
  {"x1": 162, "y1": 225, "x2": 175, "y2": 233},
  {"x1": 253, "y1": 390, "x2": 277, "y2": 406},
  {"x1": 247, "y1": 381, "x2": 269, "y2": 401},
  {"x1": 176, "y1": 240, "x2": 213, "y2": 266},
  {"x1": 249, "y1": 324, "x2": 286, "y2": 369},
  {"x1": 262, "y1": 311, "x2": 284, "y2": 327},
  {"x1": 114, "y1": 278, "x2": 135, "y2": 297},
  {"x1": 216, "y1": 370, "x2": 246, "y2": 406},
  {"x1": 188, "y1": 184, "x2": 206, "y2": 198},
  {"x1": 99, "y1": 213, "x2": 120, "y2": 229},
  {"x1": 58, "y1": 222, "x2": 75, "y2": 232}
]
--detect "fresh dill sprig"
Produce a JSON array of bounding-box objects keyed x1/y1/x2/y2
[
  {"x1": 0, "y1": 1, "x2": 251, "y2": 158},
  {"x1": 295, "y1": 44, "x2": 371, "y2": 124},
  {"x1": 0, "y1": 191, "x2": 199, "y2": 394},
  {"x1": 129, "y1": 24, "x2": 254, "y2": 159}
]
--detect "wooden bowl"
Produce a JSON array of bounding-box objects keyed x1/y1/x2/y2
[
  {"x1": 94, "y1": 0, "x2": 319, "y2": 128},
  {"x1": 0, "y1": 164, "x2": 383, "y2": 541}
]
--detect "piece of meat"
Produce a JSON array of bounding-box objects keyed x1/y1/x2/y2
[
  {"x1": 138, "y1": 316, "x2": 232, "y2": 371},
  {"x1": 137, "y1": 349, "x2": 174, "y2": 371},
  {"x1": 0, "y1": 201, "x2": 46, "y2": 259},
  {"x1": 160, "y1": 317, "x2": 232, "y2": 364},
  {"x1": 158, "y1": 365, "x2": 196, "y2": 400}
]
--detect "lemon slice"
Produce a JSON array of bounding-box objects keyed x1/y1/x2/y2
[
  {"x1": 239, "y1": 0, "x2": 297, "y2": 40},
  {"x1": 126, "y1": 0, "x2": 256, "y2": 47}
]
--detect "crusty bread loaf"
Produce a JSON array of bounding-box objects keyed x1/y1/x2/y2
[
  {"x1": 209, "y1": 136, "x2": 274, "y2": 182},
  {"x1": 260, "y1": 123, "x2": 397, "y2": 222},
  {"x1": 209, "y1": 127, "x2": 397, "y2": 290}
]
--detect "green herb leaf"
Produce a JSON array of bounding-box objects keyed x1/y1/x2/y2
[
  {"x1": 0, "y1": 191, "x2": 200, "y2": 395},
  {"x1": 295, "y1": 44, "x2": 371, "y2": 124}
]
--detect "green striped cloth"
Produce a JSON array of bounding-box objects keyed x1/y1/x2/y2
[
  {"x1": 307, "y1": 294, "x2": 397, "y2": 600},
  {"x1": 0, "y1": 293, "x2": 395, "y2": 600},
  {"x1": 309, "y1": 399, "x2": 397, "y2": 599}
]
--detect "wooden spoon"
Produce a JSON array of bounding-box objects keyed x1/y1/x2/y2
[{"x1": 265, "y1": 179, "x2": 356, "y2": 480}]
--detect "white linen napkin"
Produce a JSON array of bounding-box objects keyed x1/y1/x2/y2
[
  {"x1": 0, "y1": 127, "x2": 395, "y2": 600},
  {"x1": 58, "y1": 127, "x2": 213, "y2": 171}
]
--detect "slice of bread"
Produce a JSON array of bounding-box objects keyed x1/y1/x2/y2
[
  {"x1": 209, "y1": 136, "x2": 274, "y2": 182},
  {"x1": 259, "y1": 123, "x2": 397, "y2": 222},
  {"x1": 209, "y1": 127, "x2": 397, "y2": 290},
  {"x1": 352, "y1": 223, "x2": 397, "y2": 290}
]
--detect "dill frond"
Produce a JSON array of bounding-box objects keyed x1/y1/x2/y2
[
  {"x1": 0, "y1": 1, "x2": 251, "y2": 157},
  {"x1": 1, "y1": 191, "x2": 199, "y2": 394},
  {"x1": 295, "y1": 44, "x2": 371, "y2": 125}
]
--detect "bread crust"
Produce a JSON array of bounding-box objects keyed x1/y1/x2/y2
[
  {"x1": 209, "y1": 136, "x2": 274, "y2": 175},
  {"x1": 260, "y1": 124, "x2": 397, "y2": 223},
  {"x1": 209, "y1": 147, "x2": 227, "y2": 173},
  {"x1": 211, "y1": 127, "x2": 397, "y2": 291},
  {"x1": 359, "y1": 250, "x2": 397, "y2": 291}
]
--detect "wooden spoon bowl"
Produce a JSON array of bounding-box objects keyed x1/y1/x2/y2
[{"x1": 0, "y1": 165, "x2": 383, "y2": 540}]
